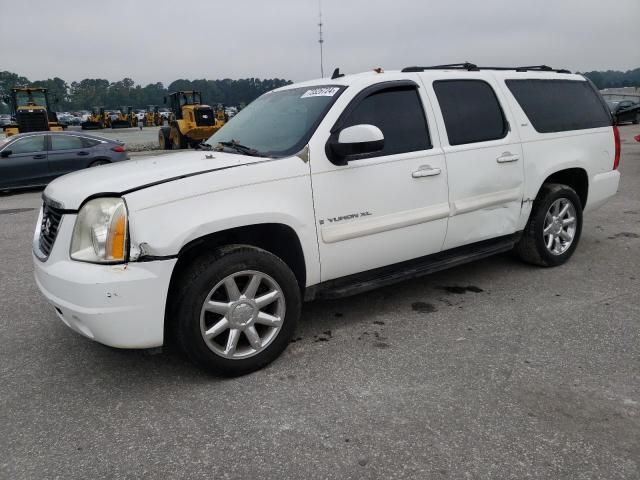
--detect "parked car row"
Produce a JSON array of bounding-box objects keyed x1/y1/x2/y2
[{"x1": 0, "y1": 131, "x2": 128, "y2": 191}]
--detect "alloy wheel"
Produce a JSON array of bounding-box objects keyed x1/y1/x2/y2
[
  {"x1": 199, "y1": 270, "x2": 285, "y2": 359},
  {"x1": 543, "y1": 198, "x2": 577, "y2": 255}
]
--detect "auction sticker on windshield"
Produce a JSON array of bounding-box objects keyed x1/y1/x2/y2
[{"x1": 301, "y1": 87, "x2": 340, "y2": 98}]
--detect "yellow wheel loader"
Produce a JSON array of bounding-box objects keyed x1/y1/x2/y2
[
  {"x1": 111, "y1": 106, "x2": 137, "y2": 128},
  {"x1": 81, "y1": 107, "x2": 111, "y2": 130},
  {"x1": 1, "y1": 87, "x2": 63, "y2": 137},
  {"x1": 158, "y1": 91, "x2": 225, "y2": 150}
]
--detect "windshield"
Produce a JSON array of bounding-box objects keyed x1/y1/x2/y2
[
  {"x1": 15, "y1": 91, "x2": 47, "y2": 108},
  {"x1": 205, "y1": 85, "x2": 345, "y2": 157}
]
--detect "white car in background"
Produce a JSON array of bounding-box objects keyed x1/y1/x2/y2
[{"x1": 33, "y1": 64, "x2": 620, "y2": 376}]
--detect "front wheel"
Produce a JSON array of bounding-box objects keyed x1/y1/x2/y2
[
  {"x1": 515, "y1": 183, "x2": 583, "y2": 267},
  {"x1": 172, "y1": 246, "x2": 301, "y2": 376}
]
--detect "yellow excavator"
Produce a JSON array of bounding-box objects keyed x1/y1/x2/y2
[
  {"x1": 145, "y1": 105, "x2": 163, "y2": 127},
  {"x1": 158, "y1": 91, "x2": 225, "y2": 149},
  {"x1": 81, "y1": 107, "x2": 111, "y2": 130},
  {"x1": 112, "y1": 106, "x2": 138, "y2": 128},
  {"x1": 1, "y1": 87, "x2": 63, "y2": 137}
]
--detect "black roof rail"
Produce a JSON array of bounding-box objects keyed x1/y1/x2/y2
[
  {"x1": 402, "y1": 62, "x2": 478, "y2": 72},
  {"x1": 401, "y1": 63, "x2": 571, "y2": 74}
]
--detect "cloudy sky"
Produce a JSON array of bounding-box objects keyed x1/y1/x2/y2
[{"x1": 1, "y1": 0, "x2": 638, "y2": 85}]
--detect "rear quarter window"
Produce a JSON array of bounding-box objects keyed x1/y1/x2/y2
[
  {"x1": 506, "y1": 79, "x2": 612, "y2": 133},
  {"x1": 82, "y1": 138, "x2": 101, "y2": 147}
]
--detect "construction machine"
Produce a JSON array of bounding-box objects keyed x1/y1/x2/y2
[
  {"x1": 158, "y1": 91, "x2": 225, "y2": 149},
  {"x1": 1, "y1": 87, "x2": 63, "y2": 137},
  {"x1": 145, "y1": 105, "x2": 163, "y2": 126},
  {"x1": 81, "y1": 107, "x2": 111, "y2": 129},
  {"x1": 111, "y1": 106, "x2": 138, "y2": 128}
]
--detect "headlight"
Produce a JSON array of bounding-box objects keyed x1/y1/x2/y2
[{"x1": 70, "y1": 198, "x2": 128, "y2": 263}]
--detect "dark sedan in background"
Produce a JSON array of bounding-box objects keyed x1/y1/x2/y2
[
  {"x1": 607, "y1": 100, "x2": 640, "y2": 125},
  {"x1": 0, "y1": 131, "x2": 128, "y2": 191}
]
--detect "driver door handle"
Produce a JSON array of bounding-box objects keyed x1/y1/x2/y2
[
  {"x1": 77, "y1": 151, "x2": 90, "y2": 156},
  {"x1": 33, "y1": 154, "x2": 46, "y2": 159},
  {"x1": 412, "y1": 165, "x2": 441, "y2": 178}
]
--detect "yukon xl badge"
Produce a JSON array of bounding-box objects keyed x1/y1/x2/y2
[{"x1": 319, "y1": 211, "x2": 372, "y2": 225}]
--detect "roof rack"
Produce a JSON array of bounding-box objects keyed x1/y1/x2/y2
[{"x1": 401, "y1": 63, "x2": 571, "y2": 74}]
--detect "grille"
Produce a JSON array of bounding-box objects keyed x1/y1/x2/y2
[
  {"x1": 39, "y1": 202, "x2": 64, "y2": 257},
  {"x1": 16, "y1": 109, "x2": 49, "y2": 132},
  {"x1": 194, "y1": 107, "x2": 215, "y2": 127}
]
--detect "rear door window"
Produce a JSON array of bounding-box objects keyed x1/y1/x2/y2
[
  {"x1": 433, "y1": 80, "x2": 508, "y2": 146},
  {"x1": 51, "y1": 135, "x2": 85, "y2": 151},
  {"x1": 506, "y1": 79, "x2": 611, "y2": 133},
  {"x1": 341, "y1": 86, "x2": 431, "y2": 157}
]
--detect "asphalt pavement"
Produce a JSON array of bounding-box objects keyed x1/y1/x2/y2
[{"x1": 1, "y1": 125, "x2": 639, "y2": 479}]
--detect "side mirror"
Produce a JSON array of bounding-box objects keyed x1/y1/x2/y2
[
  {"x1": 328, "y1": 124, "x2": 384, "y2": 164},
  {"x1": 1, "y1": 150, "x2": 12, "y2": 158}
]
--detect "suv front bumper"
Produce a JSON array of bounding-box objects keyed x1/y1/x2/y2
[{"x1": 32, "y1": 209, "x2": 176, "y2": 349}]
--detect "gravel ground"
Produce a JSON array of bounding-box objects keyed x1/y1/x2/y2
[{"x1": 0, "y1": 125, "x2": 638, "y2": 479}]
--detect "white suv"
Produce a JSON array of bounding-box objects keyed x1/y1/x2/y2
[{"x1": 33, "y1": 64, "x2": 621, "y2": 376}]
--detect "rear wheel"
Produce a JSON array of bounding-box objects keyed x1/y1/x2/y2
[
  {"x1": 172, "y1": 246, "x2": 301, "y2": 377},
  {"x1": 171, "y1": 126, "x2": 188, "y2": 149},
  {"x1": 88, "y1": 160, "x2": 110, "y2": 167},
  {"x1": 158, "y1": 127, "x2": 172, "y2": 150},
  {"x1": 515, "y1": 183, "x2": 583, "y2": 267},
  {"x1": 633, "y1": 113, "x2": 639, "y2": 125}
]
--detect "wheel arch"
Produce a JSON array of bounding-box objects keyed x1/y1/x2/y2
[
  {"x1": 89, "y1": 157, "x2": 112, "y2": 166},
  {"x1": 536, "y1": 167, "x2": 589, "y2": 208},
  {"x1": 169, "y1": 222, "x2": 307, "y2": 293}
]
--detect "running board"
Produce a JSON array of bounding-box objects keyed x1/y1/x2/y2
[{"x1": 305, "y1": 233, "x2": 521, "y2": 301}]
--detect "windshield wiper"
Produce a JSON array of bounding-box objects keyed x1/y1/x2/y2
[{"x1": 214, "y1": 140, "x2": 264, "y2": 157}]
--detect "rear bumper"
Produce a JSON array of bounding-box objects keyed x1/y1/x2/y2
[
  {"x1": 585, "y1": 170, "x2": 620, "y2": 212},
  {"x1": 32, "y1": 210, "x2": 176, "y2": 348}
]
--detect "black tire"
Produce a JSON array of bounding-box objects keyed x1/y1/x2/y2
[
  {"x1": 171, "y1": 126, "x2": 188, "y2": 150},
  {"x1": 88, "y1": 160, "x2": 110, "y2": 167},
  {"x1": 171, "y1": 245, "x2": 301, "y2": 377},
  {"x1": 633, "y1": 114, "x2": 639, "y2": 125},
  {"x1": 515, "y1": 183, "x2": 583, "y2": 267},
  {"x1": 158, "y1": 127, "x2": 172, "y2": 150}
]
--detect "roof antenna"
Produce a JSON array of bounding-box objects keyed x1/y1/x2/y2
[
  {"x1": 331, "y1": 68, "x2": 344, "y2": 80},
  {"x1": 318, "y1": 0, "x2": 324, "y2": 77}
]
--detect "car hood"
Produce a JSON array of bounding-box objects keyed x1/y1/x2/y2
[{"x1": 44, "y1": 150, "x2": 269, "y2": 210}]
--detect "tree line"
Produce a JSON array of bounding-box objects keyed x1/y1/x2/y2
[
  {"x1": 0, "y1": 70, "x2": 292, "y2": 113},
  {"x1": 581, "y1": 68, "x2": 640, "y2": 90}
]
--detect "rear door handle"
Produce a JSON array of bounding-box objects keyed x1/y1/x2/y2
[
  {"x1": 77, "y1": 151, "x2": 90, "y2": 156},
  {"x1": 412, "y1": 165, "x2": 442, "y2": 178},
  {"x1": 496, "y1": 152, "x2": 520, "y2": 163},
  {"x1": 33, "y1": 154, "x2": 46, "y2": 159}
]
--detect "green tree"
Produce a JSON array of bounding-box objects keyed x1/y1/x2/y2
[{"x1": 0, "y1": 71, "x2": 30, "y2": 113}]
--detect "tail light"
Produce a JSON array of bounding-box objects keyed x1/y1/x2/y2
[
  {"x1": 111, "y1": 145, "x2": 126, "y2": 153},
  {"x1": 613, "y1": 126, "x2": 620, "y2": 170}
]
